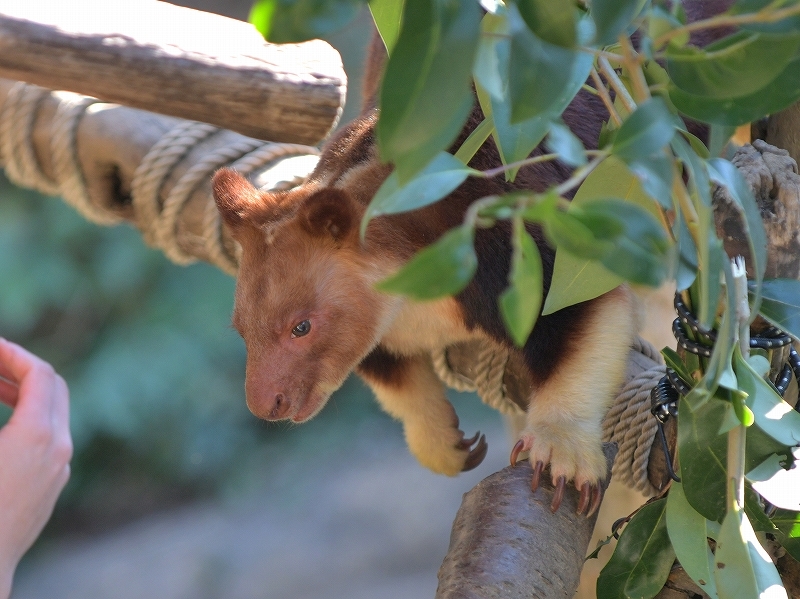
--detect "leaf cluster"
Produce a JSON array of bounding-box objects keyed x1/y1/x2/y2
[{"x1": 250, "y1": 0, "x2": 800, "y2": 596}]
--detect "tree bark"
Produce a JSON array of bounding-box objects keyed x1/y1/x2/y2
[
  {"x1": 0, "y1": 0, "x2": 346, "y2": 144},
  {"x1": 436, "y1": 446, "x2": 617, "y2": 599}
]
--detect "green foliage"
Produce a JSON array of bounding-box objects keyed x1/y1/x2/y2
[
  {"x1": 596, "y1": 499, "x2": 675, "y2": 599},
  {"x1": 253, "y1": 0, "x2": 800, "y2": 595},
  {"x1": 376, "y1": 225, "x2": 477, "y2": 300},
  {"x1": 377, "y1": 0, "x2": 481, "y2": 182}
]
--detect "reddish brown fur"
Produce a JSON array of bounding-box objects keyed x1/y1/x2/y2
[{"x1": 213, "y1": 1, "x2": 729, "y2": 493}]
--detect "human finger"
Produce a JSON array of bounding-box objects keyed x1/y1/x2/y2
[
  {"x1": 0, "y1": 374, "x2": 19, "y2": 407},
  {"x1": 0, "y1": 338, "x2": 59, "y2": 424}
]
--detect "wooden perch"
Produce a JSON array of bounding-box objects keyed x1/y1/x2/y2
[
  {"x1": 0, "y1": 0, "x2": 346, "y2": 144},
  {"x1": 436, "y1": 445, "x2": 616, "y2": 599}
]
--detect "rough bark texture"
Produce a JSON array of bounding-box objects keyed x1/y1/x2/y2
[
  {"x1": 436, "y1": 445, "x2": 617, "y2": 599},
  {"x1": 0, "y1": 0, "x2": 345, "y2": 144}
]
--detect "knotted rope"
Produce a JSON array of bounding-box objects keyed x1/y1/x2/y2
[
  {"x1": 433, "y1": 335, "x2": 665, "y2": 495},
  {"x1": 0, "y1": 81, "x2": 320, "y2": 275}
]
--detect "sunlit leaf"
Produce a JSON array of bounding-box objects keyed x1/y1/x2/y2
[
  {"x1": 369, "y1": 0, "x2": 404, "y2": 53},
  {"x1": 734, "y1": 344, "x2": 800, "y2": 447},
  {"x1": 731, "y1": 0, "x2": 800, "y2": 34},
  {"x1": 715, "y1": 501, "x2": 787, "y2": 599},
  {"x1": 378, "y1": 0, "x2": 481, "y2": 181},
  {"x1": 500, "y1": 218, "x2": 543, "y2": 346},
  {"x1": 250, "y1": 0, "x2": 365, "y2": 42},
  {"x1": 361, "y1": 152, "x2": 476, "y2": 236},
  {"x1": 376, "y1": 225, "x2": 477, "y2": 300},
  {"x1": 597, "y1": 498, "x2": 675, "y2": 599},
  {"x1": 507, "y1": 5, "x2": 592, "y2": 123},
  {"x1": 667, "y1": 479, "x2": 719, "y2": 599},
  {"x1": 747, "y1": 450, "x2": 800, "y2": 511}
]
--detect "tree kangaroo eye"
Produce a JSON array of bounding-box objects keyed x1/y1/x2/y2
[{"x1": 291, "y1": 320, "x2": 311, "y2": 338}]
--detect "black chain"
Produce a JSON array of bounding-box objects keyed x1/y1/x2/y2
[{"x1": 650, "y1": 293, "x2": 800, "y2": 483}]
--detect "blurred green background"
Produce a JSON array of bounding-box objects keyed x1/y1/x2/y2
[{"x1": 0, "y1": 2, "x2": 393, "y2": 537}]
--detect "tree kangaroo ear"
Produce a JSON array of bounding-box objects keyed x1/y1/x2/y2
[
  {"x1": 300, "y1": 189, "x2": 357, "y2": 243},
  {"x1": 212, "y1": 168, "x2": 264, "y2": 229}
]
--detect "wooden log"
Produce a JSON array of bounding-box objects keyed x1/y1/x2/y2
[
  {"x1": 0, "y1": 0, "x2": 346, "y2": 145},
  {"x1": 436, "y1": 446, "x2": 617, "y2": 599}
]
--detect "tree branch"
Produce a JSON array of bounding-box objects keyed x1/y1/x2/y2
[{"x1": 0, "y1": 0, "x2": 346, "y2": 144}]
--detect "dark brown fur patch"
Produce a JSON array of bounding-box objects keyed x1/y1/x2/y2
[{"x1": 357, "y1": 345, "x2": 411, "y2": 388}]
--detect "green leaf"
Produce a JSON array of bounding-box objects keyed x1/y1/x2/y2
[
  {"x1": 369, "y1": 0, "x2": 404, "y2": 53},
  {"x1": 249, "y1": 0, "x2": 365, "y2": 42},
  {"x1": 674, "y1": 209, "x2": 699, "y2": 292},
  {"x1": 376, "y1": 225, "x2": 477, "y2": 300},
  {"x1": 597, "y1": 498, "x2": 675, "y2": 599},
  {"x1": 667, "y1": 479, "x2": 719, "y2": 599},
  {"x1": 744, "y1": 485, "x2": 779, "y2": 533},
  {"x1": 670, "y1": 55, "x2": 800, "y2": 126},
  {"x1": 756, "y1": 278, "x2": 800, "y2": 341},
  {"x1": 473, "y1": 11, "x2": 509, "y2": 102},
  {"x1": 543, "y1": 207, "x2": 618, "y2": 260},
  {"x1": 612, "y1": 98, "x2": 677, "y2": 164},
  {"x1": 707, "y1": 157, "x2": 767, "y2": 317},
  {"x1": 378, "y1": 0, "x2": 481, "y2": 182},
  {"x1": 499, "y1": 218, "x2": 543, "y2": 346},
  {"x1": 591, "y1": 0, "x2": 647, "y2": 45},
  {"x1": 361, "y1": 152, "x2": 475, "y2": 237},
  {"x1": 747, "y1": 449, "x2": 800, "y2": 511},
  {"x1": 627, "y1": 154, "x2": 674, "y2": 209},
  {"x1": 662, "y1": 347, "x2": 695, "y2": 384},
  {"x1": 453, "y1": 117, "x2": 494, "y2": 165},
  {"x1": 507, "y1": 5, "x2": 593, "y2": 123},
  {"x1": 543, "y1": 157, "x2": 659, "y2": 314},
  {"x1": 731, "y1": 0, "x2": 800, "y2": 34},
  {"x1": 666, "y1": 31, "x2": 800, "y2": 100},
  {"x1": 773, "y1": 508, "x2": 800, "y2": 562},
  {"x1": 734, "y1": 344, "x2": 800, "y2": 447},
  {"x1": 517, "y1": 0, "x2": 577, "y2": 48},
  {"x1": 678, "y1": 397, "x2": 730, "y2": 522},
  {"x1": 580, "y1": 200, "x2": 672, "y2": 287},
  {"x1": 715, "y1": 501, "x2": 787, "y2": 599},
  {"x1": 545, "y1": 120, "x2": 587, "y2": 167}
]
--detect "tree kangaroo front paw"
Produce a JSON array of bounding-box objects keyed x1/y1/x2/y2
[{"x1": 405, "y1": 422, "x2": 488, "y2": 476}]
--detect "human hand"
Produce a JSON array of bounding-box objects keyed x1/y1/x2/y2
[{"x1": 0, "y1": 338, "x2": 72, "y2": 599}]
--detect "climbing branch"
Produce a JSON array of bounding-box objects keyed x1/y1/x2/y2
[{"x1": 0, "y1": 0, "x2": 346, "y2": 144}]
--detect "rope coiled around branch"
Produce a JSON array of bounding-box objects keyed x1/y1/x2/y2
[
  {"x1": 0, "y1": 81, "x2": 320, "y2": 275},
  {"x1": 433, "y1": 335, "x2": 664, "y2": 495}
]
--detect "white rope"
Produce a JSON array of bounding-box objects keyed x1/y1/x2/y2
[
  {"x1": 131, "y1": 120, "x2": 219, "y2": 245},
  {"x1": 0, "y1": 82, "x2": 60, "y2": 196},
  {"x1": 50, "y1": 92, "x2": 120, "y2": 225},
  {"x1": 0, "y1": 81, "x2": 320, "y2": 275}
]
